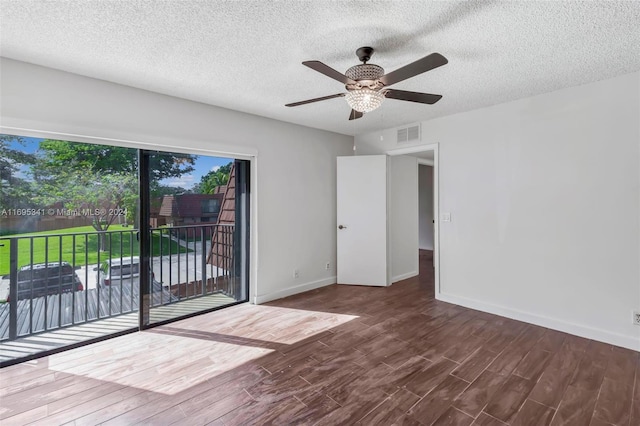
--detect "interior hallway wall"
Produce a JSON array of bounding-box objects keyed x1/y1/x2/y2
[
  {"x1": 419, "y1": 164, "x2": 434, "y2": 250},
  {"x1": 388, "y1": 155, "x2": 419, "y2": 283}
]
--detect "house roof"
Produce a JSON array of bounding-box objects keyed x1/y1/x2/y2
[
  {"x1": 159, "y1": 193, "x2": 223, "y2": 218},
  {"x1": 208, "y1": 163, "x2": 236, "y2": 269},
  {"x1": 1, "y1": 2, "x2": 638, "y2": 136},
  {"x1": 217, "y1": 166, "x2": 236, "y2": 225}
]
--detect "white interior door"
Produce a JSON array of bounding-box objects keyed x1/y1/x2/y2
[{"x1": 337, "y1": 155, "x2": 388, "y2": 286}]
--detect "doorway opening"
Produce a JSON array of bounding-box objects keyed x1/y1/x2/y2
[{"x1": 386, "y1": 143, "x2": 439, "y2": 296}]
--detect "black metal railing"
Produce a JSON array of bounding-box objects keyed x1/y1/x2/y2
[
  {"x1": 149, "y1": 224, "x2": 236, "y2": 303},
  {"x1": 0, "y1": 223, "x2": 236, "y2": 341}
]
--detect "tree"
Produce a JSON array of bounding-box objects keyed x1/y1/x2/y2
[
  {"x1": 0, "y1": 135, "x2": 36, "y2": 210},
  {"x1": 33, "y1": 140, "x2": 197, "y2": 250},
  {"x1": 37, "y1": 140, "x2": 197, "y2": 180},
  {"x1": 197, "y1": 162, "x2": 233, "y2": 194},
  {"x1": 36, "y1": 168, "x2": 137, "y2": 250}
]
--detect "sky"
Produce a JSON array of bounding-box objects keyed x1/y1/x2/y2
[
  {"x1": 161, "y1": 155, "x2": 232, "y2": 189},
  {"x1": 4, "y1": 135, "x2": 232, "y2": 189}
]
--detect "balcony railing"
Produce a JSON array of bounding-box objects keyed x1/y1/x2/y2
[{"x1": 0, "y1": 224, "x2": 236, "y2": 341}]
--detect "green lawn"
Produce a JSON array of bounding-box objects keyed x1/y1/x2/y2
[{"x1": 0, "y1": 225, "x2": 190, "y2": 275}]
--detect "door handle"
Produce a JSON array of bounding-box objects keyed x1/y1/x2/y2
[{"x1": 338, "y1": 225, "x2": 347, "y2": 230}]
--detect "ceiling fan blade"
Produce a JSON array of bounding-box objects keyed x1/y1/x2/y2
[
  {"x1": 380, "y1": 53, "x2": 448, "y2": 86},
  {"x1": 385, "y1": 89, "x2": 442, "y2": 104},
  {"x1": 303, "y1": 61, "x2": 356, "y2": 85},
  {"x1": 349, "y1": 109, "x2": 363, "y2": 120},
  {"x1": 285, "y1": 93, "x2": 345, "y2": 107}
]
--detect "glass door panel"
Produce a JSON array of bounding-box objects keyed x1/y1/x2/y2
[
  {"x1": 140, "y1": 151, "x2": 249, "y2": 327},
  {"x1": 0, "y1": 134, "x2": 140, "y2": 365}
]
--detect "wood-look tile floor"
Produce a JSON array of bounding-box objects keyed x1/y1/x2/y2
[{"x1": 0, "y1": 251, "x2": 638, "y2": 425}]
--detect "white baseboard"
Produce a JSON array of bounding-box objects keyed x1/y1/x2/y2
[
  {"x1": 392, "y1": 270, "x2": 419, "y2": 284},
  {"x1": 253, "y1": 276, "x2": 336, "y2": 304},
  {"x1": 437, "y1": 292, "x2": 640, "y2": 352}
]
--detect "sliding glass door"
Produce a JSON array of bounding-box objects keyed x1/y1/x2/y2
[{"x1": 0, "y1": 135, "x2": 250, "y2": 366}]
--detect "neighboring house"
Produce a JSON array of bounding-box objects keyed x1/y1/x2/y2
[
  {"x1": 149, "y1": 198, "x2": 165, "y2": 228},
  {"x1": 207, "y1": 164, "x2": 235, "y2": 271},
  {"x1": 158, "y1": 193, "x2": 223, "y2": 227}
]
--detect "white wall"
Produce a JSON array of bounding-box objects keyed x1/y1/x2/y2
[
  {"x1": 356, "y1": 71, "x2": 640, "y2": 351},
  {"x1": 419, "y1": 165, "x2": 434, "y2": 250},
  {"x1": 388, "y1": 155, "x2": 419, "y2": 283},
  {"x1": 0, "y1": 58, "x2": 354, "y2": 304}
]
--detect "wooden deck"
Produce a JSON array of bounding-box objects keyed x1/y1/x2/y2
[
  {"x1": 0, "y1": 281, "x2": 178, "y2": 340},
  {"x1": 0, "y1": 252, "x2": 638, "y2": 425},
  {"x1": 0, "y1": 293, "x2": 237, "y2": 364}
]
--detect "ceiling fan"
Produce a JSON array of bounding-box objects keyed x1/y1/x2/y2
[{"x1": 285, "y1": 47, "x2": 448, "y2": 120}]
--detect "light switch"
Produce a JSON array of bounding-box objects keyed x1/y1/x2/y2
[{"x1": 442, "y1": 212, "x2": 451, "y2": 222}]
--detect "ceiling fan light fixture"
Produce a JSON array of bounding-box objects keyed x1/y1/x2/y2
[
  {"x1": 287, "y1": 49, "x2": 447, "y2": 120},
  {"x1": 345, "y1": 88, "x2": 385, "y2": 113},
  {"x1": 345, "y1": 63, "x2": 385, "y2": 81}
]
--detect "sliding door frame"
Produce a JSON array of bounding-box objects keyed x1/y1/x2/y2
[
  {"x1": 0, "y1": 125, "x2": 256, "y2": 344},
  {"x1": 138, "y1": 150, "x2": 252, "y2": 331}
]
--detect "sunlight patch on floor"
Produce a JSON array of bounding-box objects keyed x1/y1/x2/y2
[
  {"x1": 10, "y1": 303, "x2": 360, "y2": 395},
  {"x1": 172, "y1": 303, "x2": 360, "y2": 345},
  {"x1": 42, "y1": 331, "x2": 272, "y2": 395}
]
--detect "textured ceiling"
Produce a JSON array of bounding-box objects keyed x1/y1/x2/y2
[{"x1": 1, "y1": 1, "x2": 639, "y2": 136}]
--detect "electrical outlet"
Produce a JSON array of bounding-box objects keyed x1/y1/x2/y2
[
  {"x1": 293, "y1": 269, "x2": 299, "y2": 279},
  {"x1": 325, "y1": 262, "x2": 330, "y2": 270},
  {"x1": 634, "y1": 311, "x2": 640, "y2": 326}
]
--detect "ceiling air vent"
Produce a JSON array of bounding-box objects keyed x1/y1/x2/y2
[{"x1": 397, "y1": 124, "x2": 421, "y2": 144}]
